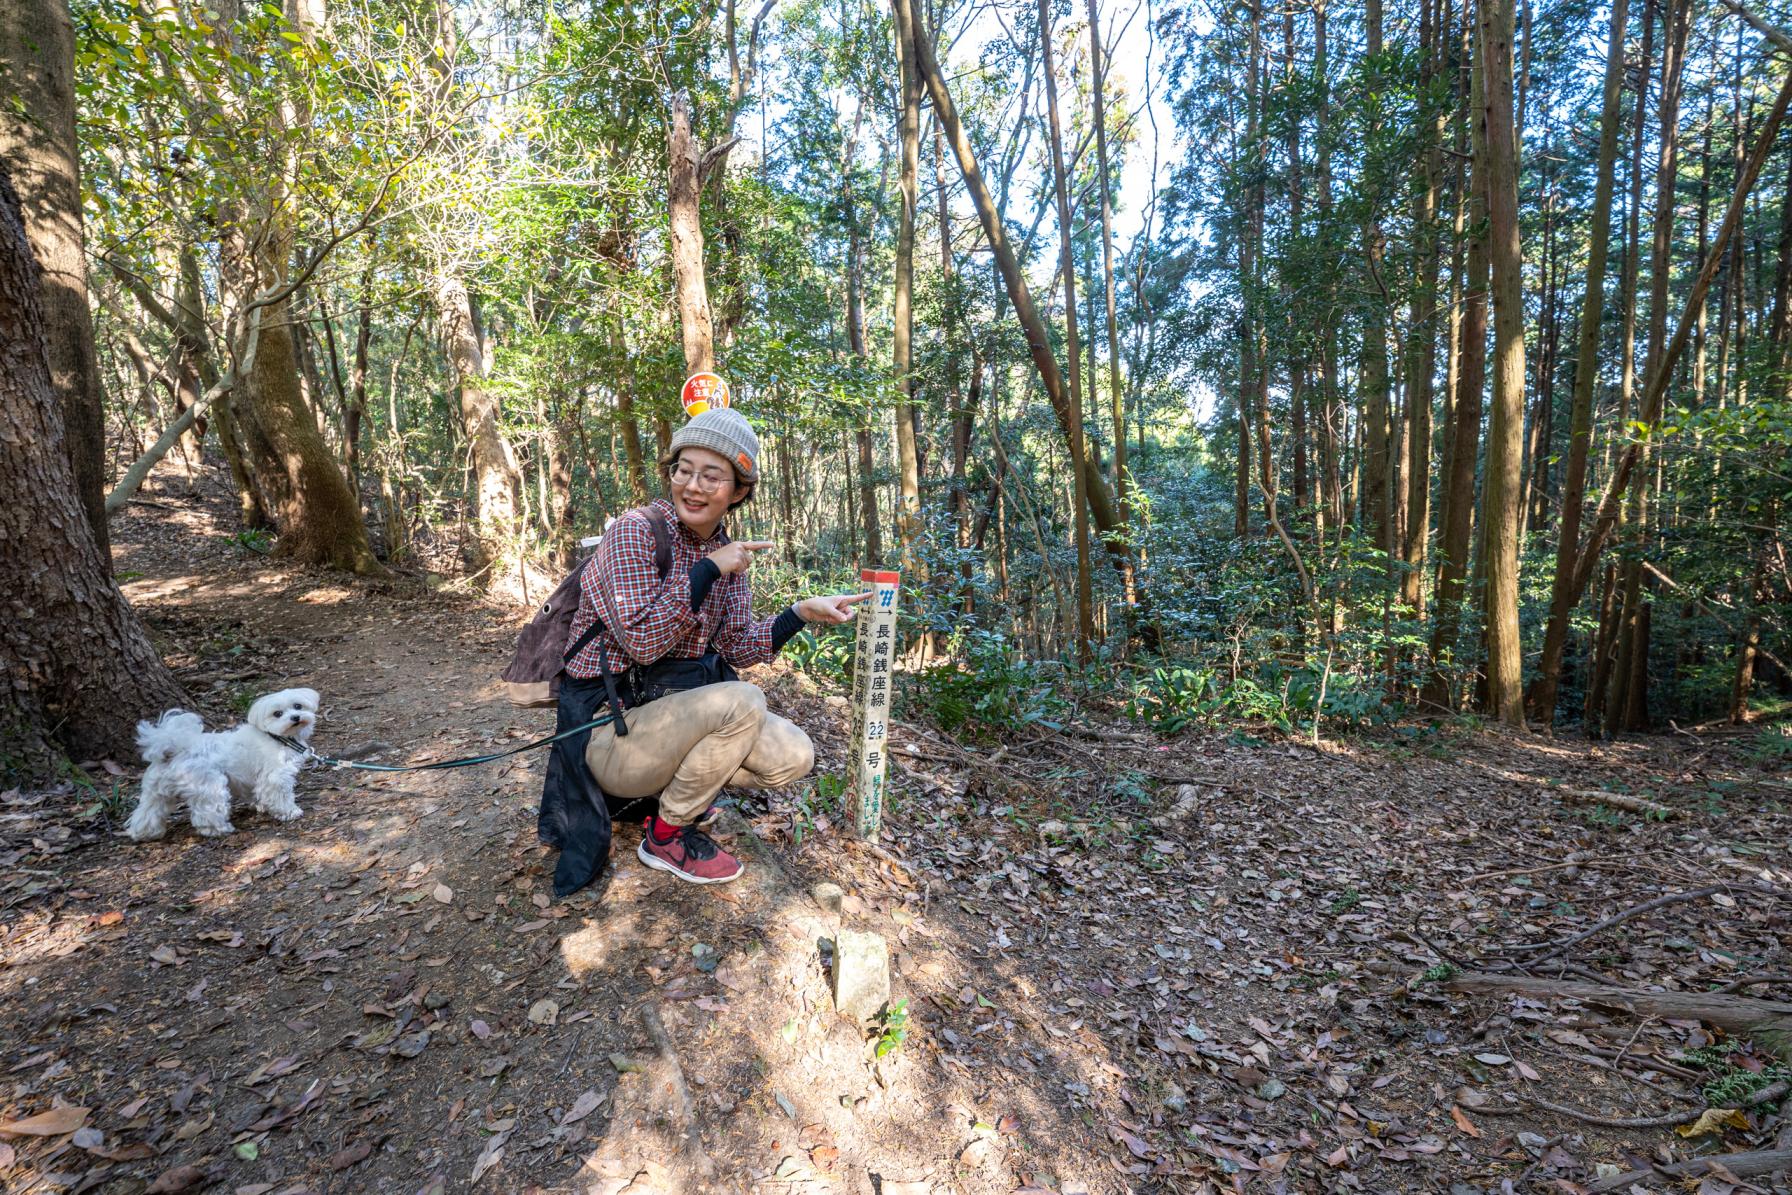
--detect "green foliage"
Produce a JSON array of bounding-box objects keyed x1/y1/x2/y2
[
  {"x1": 875, "y1": 998, "x2": 909, "y2": 1058},
  {"x1": 1682, "y1": 1041, "x2": 1791, "y2": 1106},
  {"x1": 912, "y1": 632, "x2": 1068, "y2": 736},
  {"x1": 790, "y1": 773, "x2": 846, "y2": 849},
  {"x1": 229, "y1": 528, "x2": 273, "y2": 555},
  {"x1": 1745, "y1": 723, "x2": 1792, "y2": 767},
  {"x1": 1702, "y1": 1063, "x2": 1790, "y2": 1107}
]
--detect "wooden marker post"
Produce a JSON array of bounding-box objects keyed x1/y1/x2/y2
[{"x1": 847, "y1": 569, "x2": 901, "y2": 839}]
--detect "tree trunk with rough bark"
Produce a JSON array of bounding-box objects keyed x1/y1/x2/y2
[
  {"x1": 214, "y1": 0, "x2": 380, "y2": 575},
  {"x1": 1610, "y1": 0, "x2": 1690, "y2": 733},
  {"x1": 0, "y1": 0, "x2": 110, "y2": 560},
  {"x1": 233, "y1": 284, "x2": 384, "y2": 573},
  {"x1": 0, "y1": 171, "x2": 185, "y2": 778},
  {"x1": 668, "y1": 91, "x2": 715, "y2": 376},
  {"x1": 434, "y1": 273, "x2": 521, "y2": 572},
  {"x1": 1478, "y1": 0, "x2": 1528, "y2": 727}
]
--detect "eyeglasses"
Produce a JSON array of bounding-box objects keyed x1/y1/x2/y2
[{"x1": 670, "y1": 463, "x2": 732, "y2": 492}]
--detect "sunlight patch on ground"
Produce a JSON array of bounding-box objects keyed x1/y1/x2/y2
[
  {"x1": 120, "y1": 573, "x2": 209, "y2": 602},
  {"x1": 294, "y1": 585, "x2": 361, "y2": 606}
]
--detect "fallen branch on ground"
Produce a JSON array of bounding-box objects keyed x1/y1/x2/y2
[
  {"x1": 1588, "y1": 1148, "x2": 1792, "y2": 1192},
  {"x1": 1552, "y1": 786, "x2": 1675, "y2": 819},
  {"x1": 1715, "y1": 974, "x2": 1792, "y2": 995},
  {"x1": 1444, "y1": 971, "x2": 1792, "y2": 1061},
  {"x1": 1497, "y1": 885, "x2": 1757, "y2": 966},
  {"x1": 640, "y1": 1003, "x2": 716, "y2": 1181},
  {"x1": 1519, "y1": 1095, "x2": 1697, "y2": 1128}
]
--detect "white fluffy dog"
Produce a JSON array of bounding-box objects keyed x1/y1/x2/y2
[{"x1": 126, "y1": 688, "x2": 320, "y2": 841}]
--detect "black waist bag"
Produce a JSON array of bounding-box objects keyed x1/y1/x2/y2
[{"x1": 628, "y1": 652, "x2": 738, "y2": 706}]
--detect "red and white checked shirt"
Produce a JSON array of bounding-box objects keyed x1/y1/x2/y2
[{"x1": 563, "y1": 498, "x2": 778, "y2": 678}]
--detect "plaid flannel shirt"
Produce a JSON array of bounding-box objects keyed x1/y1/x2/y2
[{"x1": 563, "y1": 498, "x2": 777, "y2": 679}]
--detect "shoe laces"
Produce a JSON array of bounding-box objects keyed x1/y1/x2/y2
[{"x1": 678, "y1": 825, "x2": 720, "y2": 861}]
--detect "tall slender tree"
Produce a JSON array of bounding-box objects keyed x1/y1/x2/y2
[
  {"x1": 1479, "y1": 0, "x2": 1529, "y2": 726},
  {"x1": 1039, "y1": 0, "x2": 1096, "y2": 658}
]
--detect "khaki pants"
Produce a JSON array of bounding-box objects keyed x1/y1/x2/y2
[{"x1": 585, "y1": 681, "x2": 814, "y2": 826}]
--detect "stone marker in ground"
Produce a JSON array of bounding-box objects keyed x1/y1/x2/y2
[
  {"x1": 831, "y1": 929, "x2": 890, "y2": 1025},
  {"x1": 811, "y1": 882, "x2": 844, "y2": 915}
]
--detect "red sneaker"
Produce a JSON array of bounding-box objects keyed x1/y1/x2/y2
[{"x1": 637, "y1": 819, "x2": 744, "y2": 884}]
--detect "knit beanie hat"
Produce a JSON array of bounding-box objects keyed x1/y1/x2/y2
[{"x1": 668, "y1": 407, "x2": 760, "y2": 483}]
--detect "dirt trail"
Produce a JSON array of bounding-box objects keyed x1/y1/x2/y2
[{"x1": 2, "y1": 495, "x2": 1790, "y2": 1194}]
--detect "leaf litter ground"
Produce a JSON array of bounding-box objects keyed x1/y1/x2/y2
[{"x1": 1, "y1": 494, "x2": 1789, "y2": 1194}]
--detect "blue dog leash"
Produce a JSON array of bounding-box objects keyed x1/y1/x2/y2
[{"x1": 274, "y1": 712, "x2": 618, "y2": 773}]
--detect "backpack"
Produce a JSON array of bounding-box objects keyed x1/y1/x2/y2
[{"x1": 501, "y1": 507, "x2": 671, "y2": 707}]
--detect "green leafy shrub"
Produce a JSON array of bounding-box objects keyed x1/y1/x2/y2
[{"x1": 912, "y1": 631, "x2": 1067, "y2": 735}]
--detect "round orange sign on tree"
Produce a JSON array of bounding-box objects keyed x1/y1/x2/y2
[{"x1": 680, "y1": 372, "x2": 730, "y2": 417}]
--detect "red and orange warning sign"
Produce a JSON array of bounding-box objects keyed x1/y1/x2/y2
[{"x1": 680, "y1": 372, "x2": 730, "y2": 417}]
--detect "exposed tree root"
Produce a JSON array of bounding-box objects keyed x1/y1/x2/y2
[{"x1": 1587, "y1": 1148, "x2": 1792, "y2": 1191}]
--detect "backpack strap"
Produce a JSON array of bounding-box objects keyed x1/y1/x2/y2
[
  {"x1": 642, "y1": 506, "x2": 672, "y2": 579},
  {"x1": 563, "y1": 618, "x2": 604, "y2": 664}
]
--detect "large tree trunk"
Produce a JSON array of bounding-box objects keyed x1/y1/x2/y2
[
  {"x1": 899, "y1": 0, "x2": 1139, "y2": 601},
  {"x1": 0, "y1": 170, "x2": 184, "y2": 777},
  {"x1": 234, "y1": 288, "x2": 384, "y2": 573},
  {"x1": 0, "y1": 0, "x2": 110, "y2": 559},
  {"x1": 667, "y1": 91, "x2": 715, "y2": 376},
  {"x1": 1039, "y1": 0, "x2": 1096, "y2": 659},
  {"x1": 433, "y1": 273, "x2": 521, "y2": 572},
  {"x1": 1587, "y1": 0, "x2": 1655, "y2": 728},
  {"x1": 1478, "y1": 0, "x2": 1528, "y2": 727},
  {"x1": 1528, "y1": 0, "x2": 1629, "y2": 724}
]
